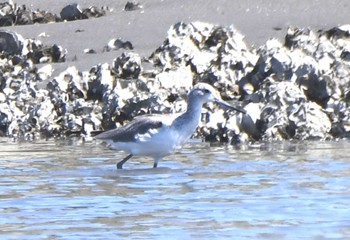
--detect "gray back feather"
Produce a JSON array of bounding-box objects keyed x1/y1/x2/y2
[{"x1": 95, "y1": 116, "x2": 164, "y2": 142}]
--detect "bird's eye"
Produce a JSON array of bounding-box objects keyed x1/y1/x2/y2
[{"x1": 204, "y1": 89, "x2": 210, "y2": 94}]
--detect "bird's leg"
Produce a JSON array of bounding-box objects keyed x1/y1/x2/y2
[
  {"x1": 117, "y1": 154, "x2": 133, "y2": 169},
  {"x1": 153, "y1": 159, "x2": 159, "y2": 168}
]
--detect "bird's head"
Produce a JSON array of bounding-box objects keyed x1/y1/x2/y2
[{"x1": 189, "y1": 83, "x2": 246, "y2": 114}]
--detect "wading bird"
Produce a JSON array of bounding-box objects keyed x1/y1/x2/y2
[{"x1": 95, "y1": 83, "x2": 245, "y2": 169}]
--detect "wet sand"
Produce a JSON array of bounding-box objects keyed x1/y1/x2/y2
[{"x1": 4, "y1": 0, "x2": 350, "y2": 74}]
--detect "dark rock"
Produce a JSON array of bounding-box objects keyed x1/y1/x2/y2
[
  {"x1": 0, "y1": 30, "x2": 23, "y2": 55},
  {"x1": 124, "y1": 1, "x2": 143, "y2": 11},
  {"x1": 60, "y1": 4, "x2": 85, "y2": 21}
]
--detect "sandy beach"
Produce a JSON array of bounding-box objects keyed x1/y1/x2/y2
[{"x1": 5, "y1": 0, "x2": 350, "y2": 74}]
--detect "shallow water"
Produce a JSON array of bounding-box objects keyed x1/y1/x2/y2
[{"x1": 0, "y1": 138, "x2": 350, "y2": 239}]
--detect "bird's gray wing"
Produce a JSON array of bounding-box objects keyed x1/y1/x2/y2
[{"x1": 95, "y1": 115, "x2": 168, "y2": 143}]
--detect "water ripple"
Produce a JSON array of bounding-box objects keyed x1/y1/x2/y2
[{"x1": 0, "y1": 139, "x2": 350, "y2": 239}]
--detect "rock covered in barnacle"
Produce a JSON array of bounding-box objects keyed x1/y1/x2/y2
[
  {"x1": 0, "y1": 1, "x2": 107, "y2": 26},
  {"x1": 112, "y1": 52, "x2": 142, "y2": 79},
  {"x1": 0, "y1": 30, "x2": 67, "y2": 63},
  {"x1": 104, "y1": 38, "x2": 133, "y2": 52},
  {"x1": 0, "y1": 37, "x2": 64, "y2": 141},
  {"x1": 150, "y1": 21, "x2": 256, "y2": 95},
  {"x1": 4, "y1": 21, "x2": 350, "y2": 142},
  {"x1": 60, "y1": 4, "x2": 106, "y2": 21},
  {"x1": 234, "y1": 25, "x2": 350, "y2": 142}
]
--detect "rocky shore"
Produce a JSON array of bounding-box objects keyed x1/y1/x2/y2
[{"x1": 1, "y1": 1, "x2": 350, "y2": 143}]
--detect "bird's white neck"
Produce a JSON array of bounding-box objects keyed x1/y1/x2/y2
[{"x1": 171, "y1": 98, "x2": 204, "y2": 144}]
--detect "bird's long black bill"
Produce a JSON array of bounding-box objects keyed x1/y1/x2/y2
[{"x1": 217, "y1": 100, "x2": 246, "y2": 114}]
